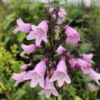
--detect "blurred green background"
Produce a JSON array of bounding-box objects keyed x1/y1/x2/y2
[{"x1": 0, "y1": 0, "x2": 100, "y2": 100}]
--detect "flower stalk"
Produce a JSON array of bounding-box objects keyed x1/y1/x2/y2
[{"x1": 12, "y1": 4, "x2": 100, "y2": 99}]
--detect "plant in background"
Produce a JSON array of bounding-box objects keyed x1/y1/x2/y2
[{"x1": 12, "y1": 5, "x2": 100, "y2": 99}]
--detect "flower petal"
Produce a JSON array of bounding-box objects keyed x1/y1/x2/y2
[
  {"x1": 64, "y1": 74, "x2": 71, "y2": 84},
  {"x1": 26, "y1": 31, "x2": 37, "y2": 40},
  {"x1": 17, "y1": 18, "x2": 31, "y2": 33},
  {"x1": 39, "y1": 90, "x2": 44, "y2": 95},
  {"x1": 35, "y1": 38, "x2": 43, "y2": 46},
  {"x1": 45, "y1": 91, "x2": 51, "y2": 99},
  {"x1": 30, "y1": 79, "x2": 38, "y2": 88},
  {"x1": 58, "y1": 78, "x2": 64, "y2": 87},
  {"x1": 13, "y1": 27, "x2": 20, "y2": 34},
  {"x1": 39, "y1": 77, "x2": 44, "y2": 88},
  {"x1": 50, "y1": 72, "x2": 58, "y2": 82},
  {"x1": 52, "y1": 89, "x2": 59, "y2": 97}
]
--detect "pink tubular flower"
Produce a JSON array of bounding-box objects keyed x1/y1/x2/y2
[
  {"x1": 81, "y1": 68, "x2": 100, "y2": 85},
  {"x1": 76, "y1": 58, "x2": 91, "y2": 72},
  {"x1": 58, "y1": 8, "x2": 66, "y2": 18},
  {"x1": 56, "y1": 45, "x2": 66, "y2": 54},
  {"x1": 66, "y1": 52, "x2": 71, "y2": 59},
  {"x1": 69, "y1": 57, "x2": 77, "y2": 69},
  {"x1": 26, "y1": 20, "x2": 48, "y2": 46},
  {"x1": 57, "y1": 8, "x2": 66, "y2": 24},
  {"x1": 65, "y1": 26, "x2": 80, "y2": 45},
  {"x1": 20, "y1": 63, "x2": 32, "y2": 70},
  {"x1": 80, "y1": 53, "x2": 93, "y2": 63},
  {"x1": 12, "y1": 72, "x2": 28, "y2": 86},
  {"x1": 13, "y1": 18, "x2": 31, "y2": 34},
  {"x1": 24, "y1": 58, "x2": 48, "y2": 88},
  {"x1": 21, "y1": 43, "x2": 36, "y2": 56},
  {"x1": 39, "y1": 77, "x2": 58, "y2": 99},
  {"x1": 50, "y1": 57, "x2": 71, "y2": 87},
  {"x1": 48, "y1": 7, "x2": 54, "y2": 13}
]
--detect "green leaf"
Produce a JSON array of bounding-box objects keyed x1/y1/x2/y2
[
  {"x1": 16, "y1": 32, "x2": 27, "y2": 43},
  {"x1": 10, "y1": 89, "x2": 26, "y2": 100},
  {"x1": 33, "y1": 55, "x2": 44, "y2": 61},
  {"x1": 79, "y1": 43, "x2": 94, "y2": 53}
]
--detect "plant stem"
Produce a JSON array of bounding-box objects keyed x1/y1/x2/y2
[
  {"x1": 58, "y1": 95, "x2": 62, "y2": 100},
  {"x1": 47, "y1": 11, "x2": 55, "y2": 60},
  {"x1": 56, "y1": 97, "x2": 58, "y2": 100},
  {"x1": 48, "y1": 28, "x2": 55, "y2": 60}
]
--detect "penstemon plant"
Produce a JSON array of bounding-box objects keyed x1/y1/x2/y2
[{"x1": 12, "y1": 5, "x2": 100, "y2": 99}]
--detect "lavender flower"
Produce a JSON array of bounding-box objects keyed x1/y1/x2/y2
[
  {"x1": 39, "y1": 77, "x2": 58, "y2": 99},
  {"x1": 50, "y1": 57, "x2": 71, "y2": 87},
  {"x1": 65, "y1": 26, "x2": 80, "y2": 45},
  {"x1": 76, "y1": 58, "x2": 91, "y2": 74},
  {"x1": 26, "y1": 20, "x2": 48, "y2": 46},
  {"x1": 57, "y1": 8, "x2": 66, "y2": 24},
  {"x1": 80, "y1": 53, "x2": 93, "y2": 63},
  {"x1": 20, "y1": 63, "x2": 32, "y2": 70},
  {"x1": 13, "y1": 18, "x2": 31, "y2": 34},
  {"x1": 12, "y1": 72, "x2": 28, "y2": 86},
  {"x1": 81, "y1": 68, "x2": 100, "y2": 85},
  {"x1": 12, "y1": 7, "x2": 100, "y2": 99},
  {"x1": 69, "y1": 57, "x2": 77, "y2": 69},
  {"x1": 56, "y1": 45, "x2": 66, "y2": 54},
  {"x1": 24, "y1": 58, "x2": 48, "y2": 88},
  {"x1": 20, "y1": 43, "x2": 36, "y2": 56}
]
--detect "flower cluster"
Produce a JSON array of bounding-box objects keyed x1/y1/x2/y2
[{"x1": 12, "y1": 7, "x2": 100, "y2": 99}]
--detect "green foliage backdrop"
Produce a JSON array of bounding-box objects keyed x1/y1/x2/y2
[{"x1": 0, "y1": 0, "x2": 100, "y2": 100}]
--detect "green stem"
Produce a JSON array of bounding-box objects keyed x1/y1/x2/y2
[
  {"x1": 48, "y1": 15, "x2": 55, "y2": 60},
  {"x1": 58, "y1": 95, "x2": 62, "y2": 100},
  {"x1": 48, "y1": 30, "x2": 55, "y2": 60}
]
